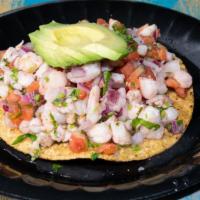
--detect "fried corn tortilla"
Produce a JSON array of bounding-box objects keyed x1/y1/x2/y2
[{"x1": 0, "y1": 62, "x2": 194, "y2": 162}]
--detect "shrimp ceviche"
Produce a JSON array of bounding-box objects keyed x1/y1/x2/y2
[{"x1": 0, "y1": 18, "x2": 193, "y2": 161}]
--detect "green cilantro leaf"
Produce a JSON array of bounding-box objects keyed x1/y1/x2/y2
[
  {"x1": 52, "y1": 163, "x2": 62, "y2": 173},
  {"x1": 91, "y1": 152, "x2": 100, "y2": 161},
  {"x1": 102, "y1": 71, "x2": 111, "y2": 95},
  {"x1": 132, "y1": 118, "x2": 160, "y2": 130},
  {"x1": 132, "y1": 144, "x2": 141, "y2": 152},
  {"x1": 12, "y1": 133, "x2": 37, "y2": 145}
]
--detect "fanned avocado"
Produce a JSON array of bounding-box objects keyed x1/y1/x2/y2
[
  {"x1": 29, "y1": 21, "x2": 128, "y2": 68},
  {"x1": 29, "y1": 31, "x2": 80, "y2": 67},
  {"x1": 39, "y1": 21, "x2": 102, "y2": 62}
]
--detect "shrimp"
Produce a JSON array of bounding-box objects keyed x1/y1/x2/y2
[
  {"x1": 40, "y1": 103, "x2": 66, "y2": 131},
  {"x1": 18, "y1": 71, "x2": 34, "y2": 87},
  {"x1": 51, "y1": 125, "x2": 71, "y2": 142},
  {"x1": 87, "y1": 122, "x2": 112, "y2": 143},
  {"x1": 126, "y1": 89, "x2": 142, "y2": 103},
  {"x1": 110, "y1": 120, "x2": 132, "y2": 145},
  {"x1": 146, "y1": 95, "x2": 171, "y2": 107},
  {"x1": 163, "y1": 60, "x2": 180, "y2": 74},
  {"x1": 110, "y1": 73, "x2": 125, "y2": 88},
  {"x1": 140, "y1": 125, "x2": 164, "y2": 139},
  {"x1": 0, "y1": 82, "x2": 9, "y2": 98},
  {"x1": 2, "y1": 47, "x2": 25, "y2": 63},
  {"x1": 39, "y1": 69, "x2": 67, "y2": 95},
  {"x1": 139, "y1": 106, "x2": 161, "y2": 124},
  {"x1": 38, "y1": 132, "x2": 54, "y2": 147},
  {"x1": 66, "y1": 113, "x2": 76, "y2": 124},
  {"x1": 28, "y1": 118, "x2": 43, "y2": 134},
  {"x1": 67, "y1": 63, "x2": 101, "y2": 83},
  {"x1": 56, "y1": 98, "x2": 75, "y2": 114},
  {"x1": 19, "y1": 120, "x2": 30, "y2": 133},
  {"x1": 132, "y1": 131, "x2": 145, "y2": 144},
  {"x1": 161, "y1": 107, "x2": 179, "y2": 124},
  {"x1": 139, "y1": 77, "x2": 158, "y2": 99},
  {"x1": 14, "y1": 52, "x2": 43, "y2": 73},
  {"x1": 44, "y1": 87, "x2": 65, "y2": 102},
  {"x1": 137, "y1": 44, "x2": 148, "y2": 56},
  {"x1": 86, "y1": 85, "x2": 101, "y2": 124},
  {"x1": 35, "y1": 63, "x2": 49, "y2": 79},
  {"x1": 127, "y1": 102, "x2": 144, "y2": 120},
  {"x1": 137, "y1": 24, "x2": 157, "y2": 37},
  {"x1": 173, "y1": 70, "x2": 192, "y2": 88},
  {"x1": 74, "y1": 99, "x2": 87, "y2": 115}
]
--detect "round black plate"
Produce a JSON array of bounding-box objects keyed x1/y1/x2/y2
[{"x1": 0, "y1": 0, "x2": 200, "y2": 199}]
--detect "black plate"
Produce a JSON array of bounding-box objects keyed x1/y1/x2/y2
[{"x1": 0, "y1": 0, "x2": 200, "y2": 199}]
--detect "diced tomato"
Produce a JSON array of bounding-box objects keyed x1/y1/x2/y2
[
  {"x1": 11, "y1": 117, "x2": 23, "y2": 126},
  {"x1": 8, "y1": 103, "x2": 22, "y2": 126},
  {"x1": 69, "y1": 133, "x2": 88, "y2": 153},
  {"x1": 97, "y1": 18, "x2": 108, "y2": 27},
  {"x1": 78, "y1": 89, "x2": 87, "y2": 100},
  {"x1": 8, "y1": 103, "x2": 21, "y2": 117},
  {"x1": 147, "y1": 45, "x2": 167, "y2": 61},
  {"x1": 97, "y1": 143, "x2": 117, "y2": 155},
  {"x1": 126, "y1": 52, "x2": 140, "y2": 62},
  {"x1": 120, "y1": 62, "x2": 135, "y2": 79},
  {"x1": 0, "y1": 50, "x2": 5, "y2": 60},
  {"x1": 6, "y1": 92, "x2": 21, "y2": 103},
  {"x1": 143, "y1": 67, "x2": 156, "y2": 80},
  {"x1": 21, "y1": 106, "x2": 34, "y2": 121},
  {"x1": 26, "y1": 81, "x2": 39, "y2": 93},
  {"x1": 175, "y1": 87, "x2": 187, "y2": 98}
]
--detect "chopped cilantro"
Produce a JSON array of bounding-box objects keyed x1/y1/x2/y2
[
  {"x1": 102, "y1": 71, "x2": 111, "y2": 95},
  {"x1": 12, "y1": 133, "x2": 37, "y2": 145},
  {"x1": 69, "y1": 124, "x2": 76, "y2": 129},
  {"x1": 130, "y1": 82, "x2": 135, "y2": 88},
  {"x1": 57, "y1": 92, "x2": 65, "y2": 99},
  {"x1": 88, "y1": 141, "x2": 100, "y2": 148},
  {"x1": 91, "y1": 152, "x2": 100, "y2": 161},
  {"x1": 0, "y1": 77, "x2": 4, "y2": 81},
  {"x1": 177, "y1": 119, "x2": 183, "y2": 126},
  {"x1": 31, "y1": 148, "x2": 41, "y2": 161},
  {"x1": 34, "y1": 94, "x2": 41, "y2": 102},
  {"x1": 10, "y1": 68, "x2": 18, "y2": 82},
  {"x1": 49, "y1": 113, "x2": 58, "y2": 130},
  {"x1": 112, "y1": 23, "x2": 137, "y2": 49},
  {"x1": 52, "y1": 163, "x2": 62, "y2": 173},
  {"x1": 127, "y1": 104, "x2": 132, "y2": 111},
  {"x1": 53, "y1": 98, "x2": 67, "y2": 107},
  {"x1": 70, "y1": 88, "x2": 80, "y2": 100},
  {"x1": 166, "y1": 123, "x2": 172, "y2": 131},
  {"x1": 132, "y1": 118, "x2": 160, "y2": 130},
  {"x1": 132, "y1": 144, "x2": 141, "y2": 152},
  {"x1": 53, "y1": 92, "x2": 67, "y2": 107},
  {"x1": 44, "y1": 76, "x2": 49, "y2": 82},
  {"x1": 160, "y1": 110, "x2": 166, "y2": 119},
  {"x1": 2, "y1": 58, "x2": 9, "y2": 65}
]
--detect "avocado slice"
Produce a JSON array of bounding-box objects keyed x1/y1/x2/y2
[
  {"x1": 29, "y1": 21, "x2": 128, "y2": 68},
  {"x1": 39, "y1": 21, "x2": 102, "y2": 62},
  {"x1": 30, "y1": 31, "x2": 79, "y2": 67}
]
